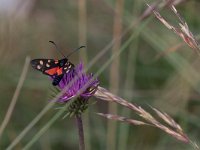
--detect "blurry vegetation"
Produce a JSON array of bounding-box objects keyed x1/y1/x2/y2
[{"x1": 0, "y1": 0, "x2": 200, "y2": 149}]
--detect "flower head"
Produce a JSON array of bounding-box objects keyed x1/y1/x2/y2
[{"x1": 55, "y1": 62, "x2": 99, "y2": 103}]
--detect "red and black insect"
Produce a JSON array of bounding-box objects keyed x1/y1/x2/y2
[{"x1": 31, "y1": 41, "x2": 85, "y2": 86}]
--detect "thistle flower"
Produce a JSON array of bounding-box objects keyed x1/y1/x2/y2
[
  {"x1": 51, "y1": 62, "x2": 99, "y2": 150},
  {"x1": 51, "y1": 62, "x2": 99, "y2": 117},
  {"x1": 54, "y1": 62, "x2": 99, "y2": 103}
]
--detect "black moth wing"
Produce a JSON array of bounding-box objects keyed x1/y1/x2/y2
[
  {"x1": 31, "y1": 58, "x2": 75, "y2": 86},
  {"x1": 31, "y1": 59, "x2": 59, "y2": 76}
]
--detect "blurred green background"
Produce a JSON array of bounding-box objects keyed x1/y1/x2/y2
[{"x1": 0, "y1": 0, "x2": 200, "y2": 149}]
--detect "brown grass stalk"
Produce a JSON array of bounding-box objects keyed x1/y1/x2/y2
[
  {"x1": 147, "y1": 3, "x2": 200, "y2": 56},
  {"x1": 95, "y1": 86, "x2": 199, "y2": 149},
  {"x1": 107, "y1": 0, "x2": 124, "y2": 149}
]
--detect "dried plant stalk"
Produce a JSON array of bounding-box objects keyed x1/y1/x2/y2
[
  {"x1": 95, "y1": 86, "x2": 199, "y2": 147},
  {"x1": 97, "y1": 113, "x2": 149, "y2": 126},
  {"x1": 108, "y1": 0, "x2": 124, "y2": 149},
  {"x1": 147, "y1": 3, "x2": 200, "y2": 55}
]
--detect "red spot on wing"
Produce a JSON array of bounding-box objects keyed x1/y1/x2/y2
[
  {"x1": 57, "y1": 68, "x2": 63, "y2": 75},
  {"x1": 45, "y1": 67, "x2": 59, "y2": 75}
]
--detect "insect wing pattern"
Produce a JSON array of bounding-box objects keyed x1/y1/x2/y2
[
  {"x1": 31, "y1": 58, "x2": 75, "y2": 86},
  {"x1": 62, "y1": 61, "x2": 74, "y2": 74},
  {"x1": 31, "y1": 59, "x2": 60, "y2": 76}
]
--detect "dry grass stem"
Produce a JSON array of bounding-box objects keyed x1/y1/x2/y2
[
  {"x1": 95, "y1": 86, "x2": 195, "y2": 144},
  {"x1": 97, "y1": 113, "x2": 149, "y2": 126},
  {"x1": 140, "y1": 0, "x2": 185, "y2": 20},
  {"x1": 107, "y1": 0, "x2": 124, "y2": 149},
  {"x1": 147, "y1": 3, "x2": 200, "y2": 55}
]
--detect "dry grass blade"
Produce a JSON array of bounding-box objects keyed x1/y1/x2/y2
[
  {"x1": 152, "y1": 107, "x2": 182, "y2": 132},
  {"x1": 0, "y1": 56, "x2": 30, "y2": 140},
  {"x1": 97, "y1": 113, "x2": 149, "y2": 126},
  {"x1": 140, "y1": 1, "x2": 159, "y2": 20},
  {"x1": 147, "y1": 3, "x2": 200, "y2": 55},
  {"x1": 156, "y1": 125, "x2": 189, "y2": 143},
  {"x1": 95, "y1": 86, "x2": 192, "y2": 144},
  {"x1": 170, "y1": 5, "x2": 199, "y2": 50},
  {"x1": 140, "y1": 0, "x2": 185, "y2": 20},
  {"x1": 95, "y1": 86, "x2": 141, "y2": 113}
]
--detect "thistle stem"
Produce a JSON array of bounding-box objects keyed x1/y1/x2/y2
[{"x1": 76, "y1": 114, "x2": 85, "y2": 150}]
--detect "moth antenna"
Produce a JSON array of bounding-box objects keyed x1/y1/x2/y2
[
  {"x1": 49, "y1": 41, "x2": 85, "y2": 58},
  {"x1": 49, "y1": 41, "x2": 67, "y2": 59},
  {"x1": 66, "y1": 46, "x2": 86, "y2": 58}
]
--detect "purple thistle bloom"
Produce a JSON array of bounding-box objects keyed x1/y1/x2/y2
[{"x1": 54, "y1": 62, "x2": 99, "y2": 103}]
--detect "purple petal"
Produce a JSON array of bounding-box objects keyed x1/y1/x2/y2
[{"x1": 52, "y1": 62, "x2": 99, "y2": 103}]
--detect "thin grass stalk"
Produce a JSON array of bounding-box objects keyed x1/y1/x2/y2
[
  {"x1": 0, "y1": 56, "x2": 30, "y2": 141},
  {"x1": 118, "y1": 0, "x2": 142, "y2": 149},
  {"x1": 0, "y1": 20, "x2": 8, "y2": 64},
  {"x1": 7, "y1": 100, "x2": 56, "y2": 150},
  {"x1": 78, "y1": 1, "x2": 90, "y2": 149},
  {"x1": 107, "y1": 0, "x2": 124, "y2": 149},
  {"x1": 78, "y1": 0, "x2": 87, "y2": 64},
  {"x1": 76, "y1": 114, "x2": 85, "y2": 150},
  {"x1": 118, "y1": 36, "x2": 139, "y2": 150},
  {"x1": 21, "y1": 104, "x2": 68, "y2": 150}
]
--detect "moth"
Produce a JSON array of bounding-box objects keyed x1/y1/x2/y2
[
  {"x1": 31, "y1": 58, "x2": 74, "y2": 86},
  {"x1": 31, "y1": 41, "x2": 85, "y2": 86}
]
